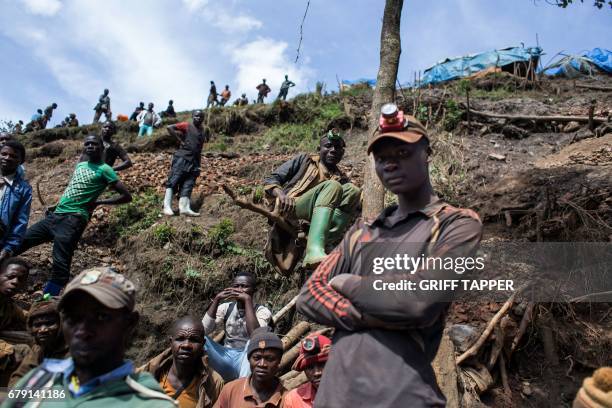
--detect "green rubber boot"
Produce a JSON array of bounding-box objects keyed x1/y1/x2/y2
[
  {"x1": 303, "y1": 206, "x2": 333, "y2": 268},
  {"x1": 328, "y1": 208, "x2": 352, "y2": 243}
]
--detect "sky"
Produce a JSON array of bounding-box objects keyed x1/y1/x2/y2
[{"x1": 0, "y1": 0, "x2": 610, "y2": 126}]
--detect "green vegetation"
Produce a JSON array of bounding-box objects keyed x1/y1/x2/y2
[
  {"x1": 108, "y1": 189, "x2": 161, "y2": 238},
  {"x1": 443, "y1": 99, "x2": 463, "y2": 131},
  {"x1": 151, "y1": 222, "x2": 175, "y2": 245}
]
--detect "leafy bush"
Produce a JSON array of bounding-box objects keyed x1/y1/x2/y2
[
  {"x1": 152, "y1": 223, "x2": 175, "y2": 245},
  {"x1": 443, "y1": 99, "x2": 464, "y2": 131},
  {"x1": 108, "y1": 189, "x2": 161, "y2": 238}
]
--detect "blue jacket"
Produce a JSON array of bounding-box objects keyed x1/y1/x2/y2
[{"x1": 0, "y1": 167, "x2": 32, "y2": 253}]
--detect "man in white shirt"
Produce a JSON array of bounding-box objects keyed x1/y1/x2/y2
[{"x1": 202, "y1": 272, "x2": 272, "y2": 381}]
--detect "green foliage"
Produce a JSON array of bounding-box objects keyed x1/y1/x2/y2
[
  {"x1": 253, "y1": 186, "x2": 264, "y2": 203},
  {"x1": 0, "y1": 119, "x2": 16, "y2": 133},
  {"x1": 552, "y1": 0, "x2": 611, "y2": 8},
  {"x1": 443, "y1": 99, "x2": 463, "y2": 131},
  {"x1": 152, "y1": 223, "x2": 175, "y2": 245},
  {"x1": 108, "y1": 189, "x2": 161, "y2": 237},
  {"x1": 458, "y1": 79, "x2": 471, "y2": 94},
  {"x1": 208, "y1": 218, "x2": 237, "y2": 254},
  {"x1": 259, "y1": 123, "x2": 319, "y2": 153},
  {"x1": 416, "y1": 105, "x2": 429, "y2": 124}
]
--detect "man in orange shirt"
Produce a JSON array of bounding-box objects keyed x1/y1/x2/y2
[
  {"x1": 283, "y1": 334, "x2": 331, "y2": 408},
  {"x1": 219, "y1": 86, "x2": 232, "y2": 107}
]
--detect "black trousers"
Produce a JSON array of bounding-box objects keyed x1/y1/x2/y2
[
  {"x1": 17, "y1": 213, "x2": 87, "y2": 286},
  {"x1": 166, "y1": 156, "x2": 200, "y2": 197}
]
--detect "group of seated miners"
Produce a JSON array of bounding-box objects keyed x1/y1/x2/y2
[{"x1": 0, "y1": 260, "x2": 330, "y2": 407}]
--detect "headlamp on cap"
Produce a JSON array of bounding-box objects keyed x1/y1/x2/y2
[
  {"x1": 302, "y1": 336, "x2": 321, "y2": 354},
  {"x1": 379, "y1": 103, "x2": 407, "y2": 133},
  {"x1": 326, "y1": 128, "x2": 342, "y2": 142}
]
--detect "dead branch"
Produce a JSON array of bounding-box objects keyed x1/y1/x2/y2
[
  {"x1": 510, "y1": 303, "x2": 534, "y2": 356},
  {"x1": 456, "y1": 286, "x2": 525, "y2": 365},
  {"x1": 294, "y1": 0, "x2": 311, "y2": 63},
  {"x1": 499, "y1": 354, "x2": 512, "y2": 400},
  {"x1": 221, "y1": 184, "x2": 298, "y2": 237},
  {"x1": 273, "y1": 295, "x2": 299, "y2": 324},
  {"x1": 487, "y1": 323, "x2": 505, "y2": 370},
  {"x1": 469, "y1": 109, "x2": 608, "y2": 124},
  {"x1": 575, "y1": 83, "x2": 612, "y2": 92},
  {"x1": 281, "y1": 321, "x2": 310, "y2": 351}
]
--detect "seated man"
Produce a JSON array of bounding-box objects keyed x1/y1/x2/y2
[
  {"x1": 139, "y1": 316, "x2": 224, "y2": 408},
  {"x1": 80, "y1": 121, "x2": 132, "y2": 172},
  {"x1": 17, "y1": 135, "x2": 132, "y2": 296},
  {"x1": 202, "y1": 272, "x2": 271, "y2": 381},
  {"x1": 0, "y1": 140, "x2": 32, "y2": 263},
  {"x1": 5, "y1": 267, "x2": 176, "y2": 407},
  {"x1": 160, "y1": 100, "x2": 177, "y2": 118},
  {"x1": 232, "y1": 94, "x2": 248, "y2": 107},
  {"x1": 218, "y1": 87, "x2": 231, "y2": 107},
  {"x1": 213, "y1": 328, "x2": 285, "y2": 408},
  {"x1": 283, "y1": 334, "x2": 331, "y2": 408},
  {"x1": 67, "y1": 113, "x2": 79, "y2": 128},
  {"x1": 263, "y1": 129, "x2": 360, "y2": 271},
  {"x1": 0, "y1": 257, "x2": 31, "y2": 387},
  {"x1": 9, "y1": 297, "x2": 69, "y2": 386}
]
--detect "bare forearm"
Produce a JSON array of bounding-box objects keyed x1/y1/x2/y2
[{"x1": 113, "y1": 159, "x2": 132, "y2": 172}]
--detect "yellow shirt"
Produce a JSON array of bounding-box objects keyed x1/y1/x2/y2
[{"x1": 160, "y1": 371, "x2": 199, "y2": 408}]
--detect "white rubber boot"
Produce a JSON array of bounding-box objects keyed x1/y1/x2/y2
[
  {"x1": 179, "y1": 196, "x2": 200, "y2": 217},
  {"x1": 163, "y1": 188, "x2": 174, "y2": 216}
]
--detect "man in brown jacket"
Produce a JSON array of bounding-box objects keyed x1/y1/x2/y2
[
  {"x1": 297, "y1": 109, "x2": 483, "y2": 407},
  {"x1": 139, "y1": 316, "x2": 223, "y2": 408},
  {"x1": 9, "y1": 297, "x2": 69, "y2": 386}
]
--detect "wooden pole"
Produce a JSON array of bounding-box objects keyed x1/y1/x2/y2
[
  {"x1": 272, "y1": 295, "x2": 299, "y2": 324},
  {"x1": 281, "y1": 321, "x2": 310, "y2": 351},
  {"x1": 588, "y1": 99, "x2": 596, "y2": 131}
]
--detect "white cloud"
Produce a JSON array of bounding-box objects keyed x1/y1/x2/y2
[
  {"x1": 231, "y1": 38, "x2": 314, "y2": 102},
  {"x1": 182, "y1": 0, "x2": 262, "y2": 34},
  {"x1": 20, "y1": 0, "x2": 62, "y2": 16}
]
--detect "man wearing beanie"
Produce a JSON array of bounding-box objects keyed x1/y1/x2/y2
[
  {"x1": 213, "y1": 328, "x2": 285, "y2": 408},
  {"x1": 3, "y1": 267, "x2": 176, "y2": 407},
  {"x1": 8, "y1": 296, "x2": 69, "y2": 386},
  {"x1": 284, "y1": 334, "x2": 331, "y2": 408}
]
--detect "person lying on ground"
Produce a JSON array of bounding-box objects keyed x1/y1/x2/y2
[
  {"x1": 297, "y1": 110, "x2": 483, "y2": 408},
  {"x1": 162, "y1": 110, "x2": 208, "y2": 217},
  {"x1": 17, "y1": 135, "x2": 132, "y2": 296},
  {"x1": 8, "y1": 296, "x2": 69, "y2": 387},
  {"x1": 0, "y1": 257, "x2": 31, "y2": 387},
  {"x1": 0, "y1": 141, "x2": 31, "y2": 263},
  {"x1": 3, "y1": 267, "x2": 177, "y2": 407},
  {"x1": 263, "y1": 129, "x2": 361, "y2": 271},
  {"x1": 256, "y1": 79, "x2": 270, "y2": 104},
  {"x1": 137, "y1": 103, "x2": 162, "y2": 138},
  {"x1": 202, "y1": 272, "x2": 272, "y2": 382},
  {"x1": 130, "y1": 102, "x2": 145, "y2": 121},
  {"x1": 218, "y1": 86, "x2": 231, "y2": 107},
  {"x1": 80, "y1": 121, "x2": 132, "y2": 172},
  {"x1": 277, "y1": 75, "x2": 295, "y2": 101},
  {"x1": 283, "y1": 334, "x2": 331, "y2": 408},
  {"x1": 93, "y1": 89, "x2": 112, "y2": 123},
  {"x1": 232, "y1": 94, "x2": 248, "y2": 107},
  {"x1": 139, "y1": 316, "x2": 224, "y2": 408},
  {"x1": 213, "y1": 328, "x2": 285, "y2": 408},
  {"x1": 160, "y1": 100, "x2": 177, "y2": 118}
]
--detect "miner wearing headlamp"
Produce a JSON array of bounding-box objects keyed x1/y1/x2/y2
[
  {"x1": 263, "y1": 129, "x2": 361, "y2": 272},
  {"x1": 283, "y1": 334, "x2": 331, "y2": 408},
  {"x1": 297, "y1": 104, "x2": 482, "y2": 408}
]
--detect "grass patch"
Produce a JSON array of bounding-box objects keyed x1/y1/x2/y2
[{"x1": 108, "y1": 188, "x2": 161, "y2": 238}]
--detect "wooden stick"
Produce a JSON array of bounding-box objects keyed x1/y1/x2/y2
[
  {"x1": 456, "y1": 286, "x2": 525, "y2": 365},
  {"x1": 272, "y1": 295, "x2": 299, "y2": 324},
  {"x1": 281, "y1": 321, "x2": 310, "y2": 351},
  {"x1": 500, "y1": 354, "x2": 512, "y2": 399},
  {"x1": 588, "y1": 100, "x2": 596, "y2": 131},
  {"x1": 487, "y1": 323, "x2": 505, "y2": 370},
  {"x1": 279, "y1": 369, "x2": 302, "y2": 382},
  {"x1": 575, "y1": 83, "x2": 612, "y2": 92},
  {"x1": 221, "y1": 184, "x2": 298, "y2": 237},
  {"x1": 469, "y1": 109, "x2": 608, "y2": 124},
  {"x1": 510, "y1": 303, "x2": 534, "y2": 356}
]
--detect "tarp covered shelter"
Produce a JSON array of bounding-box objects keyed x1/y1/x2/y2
[
  {"x1": 539, "y1": 48, "x2": 612, "y2": 77},
  {"x1": 421, "y1": 46, "x2": 543, "y2": 86}
]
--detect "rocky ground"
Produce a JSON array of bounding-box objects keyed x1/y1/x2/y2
[{"x1": 13, "y1": 74, "x2": 611, "y2": 407}]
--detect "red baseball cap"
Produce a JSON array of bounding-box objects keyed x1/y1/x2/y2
[{"x1": 367, "y1": 114, "x2": 429, "y2": 154}]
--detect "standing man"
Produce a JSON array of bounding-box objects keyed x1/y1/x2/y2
[
  {"x1": 263, "y1": 129, "x2": 361, "y2": 271},
  {"x1": 3, "y1": 268, "x2": 177, "y2": 407},
  {"x1": 213, "y1": 329, "x2": 285, "y2": 408},
  {"x1": 256, "y1": 79, "x2": 271, "y2": 104},
  {"x1": 130, "y1": 102, "x2": 145, "y2": 121},
  {"x1": 206, "y1": 82, "x2": 218, "y2": 109},
  {"x1": 297, "y1": 111, "x2": 483, "y2": 408},
  {"x1": 202, "y1": 272, "x2": 272, "y2": 381},
  {"x1": 137, "y1": 103, "x2": 162, "y2": 138},
  {"x1": 0, "y1": 140, "x2": 32, "y2": 263},
  {"x1": 42, "y1": 103, "x2": 58, "y2": 129},
  {"x1": 139, "y1": 316, "x2": 224, "y2": 407},
  {"x1": 161, "y1": 100, "x2": 177, "y2": 118},
  {"x1": 277, "y1": 75, "x2": 295, "y2": 101},
  {"x1": 80, "y1": 121, "x2": 132, "y2": 172},
  {"x1": 93, "y1": 89, "x2": 112, "y2": 123},
  {"x1": 163, "y1": 110, "x2": 208, "y2": 217},
  {"x1": 218, "y1": 86, "x2": 231, "y2": 107},
  {"x1": 17, "y1": 135, "x2": 132, "y2": 296},
  {"x1": 283, "y1": 334, "x2": 331, "y2": 408}
]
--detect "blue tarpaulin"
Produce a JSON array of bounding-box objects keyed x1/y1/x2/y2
[
  {"x1": 539, "y1": 48, "x2": 612, "y2": 77},
  {"x1": 341, "y1": 78, "x2": 376, "y2": 87},
  {"x1": 421, "y1": 46, "x2": 543, "y2": 86}
]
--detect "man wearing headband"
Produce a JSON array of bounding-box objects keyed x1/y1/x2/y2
[
  {"x1": 284, "y1": 334, "x2": 331, "y2": 408},
  {"x1": 263, "y1": 129, "x2": 361, "y2": 271},
  {"x1": 298, "y1": 105, "x2": 482, "y2": 407},
  {"x1": 5, "y1": 268, "x2": 176, "y2": 407}
]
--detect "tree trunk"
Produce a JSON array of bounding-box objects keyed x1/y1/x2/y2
[{"x1": 362, "y1": 0, "x2": 404, "y2": 218}]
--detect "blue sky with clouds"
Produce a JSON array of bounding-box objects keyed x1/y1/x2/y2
[{"x1": 0, "y1": 0, "x2": 610, "y2": 126}]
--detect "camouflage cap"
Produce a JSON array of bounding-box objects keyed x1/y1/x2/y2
[{"x1": 59, "y1": 267, "x2": 136, "y2": 311}]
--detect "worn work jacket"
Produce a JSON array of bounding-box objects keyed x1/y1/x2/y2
[
  {"x1": 138, "y1": 348, "x2": 224, "y2": 408},
  {"x1": 297, "y1": 201, "x2": 483, "y2": 408},
  {"x1": 262, "y1": 154, "x2": 350, "y2": 274},
  {"x1": 9, "y1": 340, "x2": 69, "y2": 387},
  {"x1": 0, "y1": 167, "x2": 32, "y2": 254}
]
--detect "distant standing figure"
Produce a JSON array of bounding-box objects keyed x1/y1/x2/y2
[
  {"x1": 256, "y1": 79, "x2": 271, "y2": 104},
  {"x1": 13, "y1": 121, "x2": 24, "y2": 135},
  {"x1": 136, "y1": 103, "x2": 162, "y2": 137},
  {"x1": 277, "y1": 75, "x2": 295, "y2": 101},
  {"x1": 42, "y1": 103, "x2": 58, "y2": 129},
  {"x1": 207, "y1": 81, "x2": 218, "y2": 108},
  {"x1": 219, "y1": 86, "x2": 231, "y2": 106},
  {"x1": 93, "y1": 89, "x2": 112, "y2": 123},
  {"x1": 129, "y1": 102, "x2": 145, "y2": 121}
]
